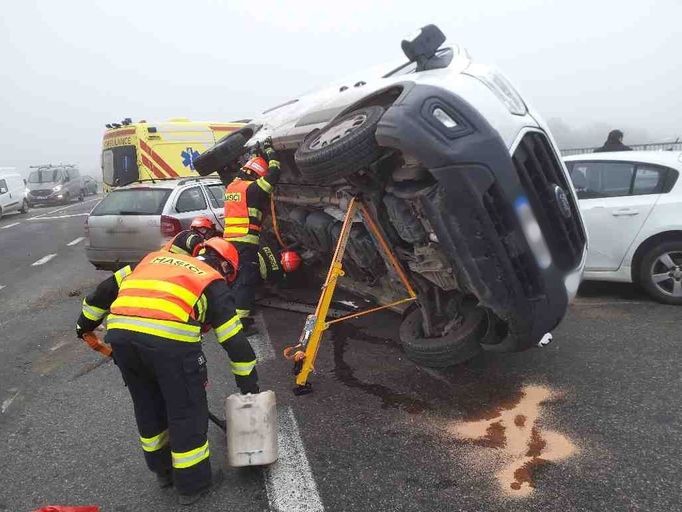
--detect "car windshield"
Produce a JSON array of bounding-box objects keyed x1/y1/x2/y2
[
  {"x1": 28, "y1": 169, "x2": 62, "y2": 183},
  {"x1": 90, "y1": 188, "x2": 171, "y2": 216}
]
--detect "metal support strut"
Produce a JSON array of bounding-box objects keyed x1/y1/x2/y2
[{"x1": 284, "y1": 196, "x2": 417, "y2": 395}]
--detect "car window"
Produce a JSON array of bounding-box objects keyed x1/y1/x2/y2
[
  {"x1": 176, "y1": 187, "x2": 207, "y2": 213},
  {"x1": 90, "y1": 188, "x2": 171, "y2": 216},
  {"x1": 0, "y1": 179, "x2": 6, "y2": 192},
  {"x1": 632, "y1": 166, "x2": 666, "y2": 195},
  {"x1": 206, "y1": 184, "x2": 225, "y2": 208},
  {"x1": 568, "y1": 161, "x2": 635, "y2": 199}
]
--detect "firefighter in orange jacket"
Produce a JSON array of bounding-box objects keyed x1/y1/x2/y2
[
  {"x1": 76, "y1": 238, "x2": 258, "y2": 505},
  {"x1": 223, "y1": 139, "x2": 280, "y2": 325}
]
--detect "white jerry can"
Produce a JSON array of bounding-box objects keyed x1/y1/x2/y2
[{"x1": 225, "y1": 390, "x2": 278, "y2": 467}]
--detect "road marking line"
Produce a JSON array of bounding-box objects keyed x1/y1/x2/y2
[
  {"x1": 247, "y1": 312, "x2": 276, "y2": 361},
  {"x1": 29, "y1": 213, "x2": 89, "y2": 221},
  {"x1": 1, "y1": 389, "x2": 20, "y2": 414},
  {"x1": 67, "y1": 236, "x2": 85, "y2": 246},
  {"x1": 1, "y1": 222, "x2": 20, "y2": 229},
  {"x1": 31, "y1": 254, "x2": 57, "y2": 266},
  {"x1": 250, "y1": 310, "x2": 324, "y2": 511},
  {"x1": 0, "y1": 285, "x2": 5, "y2": 292},
  {"x1": 264, "y1": 406, "x2": 325, "y2": 512},
  {"x1": 28, "y1": 197, "x2": 100, "y2": 219}
]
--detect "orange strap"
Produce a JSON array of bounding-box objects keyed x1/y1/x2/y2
[
  {"x1": 82, "y1": 332, "x2": 113, "y2": 358},
  {"x1": 283, "y1": 344, "x2": 305, "y2": 362},
  {"x1": 270, "y1": 195, "x2": 287, "y2": 249}
]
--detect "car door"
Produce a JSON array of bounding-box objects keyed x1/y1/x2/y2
[
  {"x1": 568, "y1": 160, "x2": 661, "y2": 271},
  {"x1": 174, "y1": 185, "x2": 210, "y2": 230},
  {"x1": 203, "y1": 182, "x2": 226, "y2": 231}
]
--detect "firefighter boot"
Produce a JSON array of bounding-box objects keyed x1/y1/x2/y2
[{"x1": 178, "y1": 470, "x2": 225, "y2": 506}]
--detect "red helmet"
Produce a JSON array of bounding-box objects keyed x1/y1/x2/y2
[
  {"x1": 202, "y1": 238, "x2": 239, "y2": 283},
  {"x1": 242, "y1": 156, "x2": 269, "y2": 178},
  {"x1": 191, "y1": 215, "x2": 216, "y2": 231},
  {"x1": 280, "y1": 250, "x2": 302, "y2": 273}
]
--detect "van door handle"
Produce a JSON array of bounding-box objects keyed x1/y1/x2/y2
[{"x1": 612, "y1": 209, "x2": 639, "y2": 217}]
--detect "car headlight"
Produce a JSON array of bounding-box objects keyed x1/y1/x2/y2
[
  {"x1": 463, "y1": 63, "x2": 527, "y2": 116},
  {"x1": 25, "y1": 188, "x2": 31, "y2": 195},
  {"x1": 53, "y1": 185, "x2": 62, "y2": 192}
]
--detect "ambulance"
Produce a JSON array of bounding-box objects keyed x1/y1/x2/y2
[{"x1": 101, "y1": 118, "x2": 244, "y2": 189}]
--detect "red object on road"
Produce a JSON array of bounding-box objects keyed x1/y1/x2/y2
[
  {"x1": 82, "y1": 332, "x2": 113, "y2": 358},
  {"x1": 33, "y1": 507, "x2": 100, "y2": 512}
]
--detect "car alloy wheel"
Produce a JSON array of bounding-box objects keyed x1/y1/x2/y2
[{"x1": 650, "y1": 250, "x2": 682, "y2": 298}]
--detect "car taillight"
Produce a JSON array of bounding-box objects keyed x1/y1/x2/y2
[{"x1": 160, "y1": 215, "x2": 182, "y2": 237}]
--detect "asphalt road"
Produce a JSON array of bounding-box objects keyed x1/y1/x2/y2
[{"x1": 1, "y1": 201, "x2": 680, "y2": 511}]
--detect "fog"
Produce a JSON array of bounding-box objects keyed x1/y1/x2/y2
[{"x1": 1, "y1": 0, "x2": 680, "y2": 177}]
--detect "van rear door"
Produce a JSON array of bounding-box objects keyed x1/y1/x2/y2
[{"x1": 102, "y1": 146, "x2": 138, "y2": 187}]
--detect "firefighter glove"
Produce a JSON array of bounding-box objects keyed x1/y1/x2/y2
[{"x1": 76, "y1": 323, "x2": 85, "y2": 339}]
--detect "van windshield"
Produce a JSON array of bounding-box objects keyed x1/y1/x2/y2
[
  {"x1": 28, "y1": 169, "x2": 63, "y2": 183},
  {"x1": 90, "y1": 188, "x2": 171, "y2": 216}
]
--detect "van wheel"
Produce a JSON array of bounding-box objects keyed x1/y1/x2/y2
[
  {"x1": 294, "y1": 106, "x2": 385, "y2": 184},
  {"x1": 78, "y1": 190, "x2": 84, "y2": 202},
  {"x1": 194, "y1": 132, "x2": 248, "y2": 176},
  {"x1": 63, "y1": 193, "x2": 71, "y2": 205},
  {"x1": 20, "y1": 199, "x2": 29, "y2": 214},
  {"x1": 639, "y1": 240, "x2": 682, "y2": 305},
  {"x1": 399, "y1": 302, "x2": 486, "y2": 368}
]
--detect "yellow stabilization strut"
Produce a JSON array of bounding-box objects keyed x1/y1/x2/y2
[{"x1": 286, "y1": 196, "x2": 416, "y2": 394}]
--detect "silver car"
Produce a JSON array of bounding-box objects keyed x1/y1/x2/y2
[{"x1": 86, "y1": 177, "x2": 225, "y2": 270}]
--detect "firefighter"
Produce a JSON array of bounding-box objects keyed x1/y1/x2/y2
[
  {"x1": 161, "y1": 216, "x2": 221, "y2": 256},
  {"x1": 76, "y1": 238, "x2": 258, "y2": 505},
  {"x1": 223, "y1": 138, "x2": 280, "y2": 324},
  {"x1": 257, "y1": 246, "x2": 302, "y2": 285}
]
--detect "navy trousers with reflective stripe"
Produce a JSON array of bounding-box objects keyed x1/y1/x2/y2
[
  {"x1": 232, "y1": 243, "x2": 260, "y2": 316},
  {"x1": 107, "y1": 330, "x2": 211, "y2": 495}
]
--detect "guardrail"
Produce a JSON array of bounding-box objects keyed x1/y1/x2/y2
[{"x1": 560, "y1": 141, "x2": 682, "y2": 156}]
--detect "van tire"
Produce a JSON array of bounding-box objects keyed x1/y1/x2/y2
[
  {"x1": 20, "y1": 199, "x2": 29, "y2": 214},
  {"x1": 294, "y1": 106, "x2": 385, "y2": 183},
  {"x1": 399, "y1": 303, "x2": 486, "y2": 368},
  {"x1": 194, "y1": 132, "x2": 247, "y2": 176},
  {"x1": 78, "y1": 190, "x2": 84, "y2": 202},
  {"x1": 63, "y1": 192, "x2": 70, "y2": 205}
]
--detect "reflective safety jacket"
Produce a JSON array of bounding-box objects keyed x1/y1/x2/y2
[
  {"x1": 223, "y1": 164, "x2": 280, "y2": 245},
  {"x1": 77, "y1": 251, "x2": 257, "y2": 379},
  {"x1": 257, "y1": 246, "x2": 285, "y2": 284}
]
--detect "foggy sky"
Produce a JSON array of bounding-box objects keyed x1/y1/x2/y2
[{"x1": 1, "y1": 0, "x2": 680, "y2": 177}]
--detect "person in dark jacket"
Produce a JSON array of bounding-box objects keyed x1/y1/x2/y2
[{"x1": 593, "y1": 129, "x2": 632, "y2": 152}]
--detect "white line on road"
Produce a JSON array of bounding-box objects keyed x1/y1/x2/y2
[
  {"x1": 29, "y1": 197, "x2": 100, "y2": 220},
  {"x1": 29, "y1": 213, "x2": 89, "y2": 221},
  {"x1": 31, "y1": 254, "x2": 57, "y2": 266},
  {"x1": 251, "y1": 311, "x2": 324, "y2": 511},
  {"x1": 0, "y1": 222, "x2": 20, "y2": 230},
  {"x1": 265, "y1": 406, "x2": 325, "y2": 512},
  {"x1": 247, "y1": 312, "x2": 276, "y2": 361},
  {"x1": 572, "y1": 300, "x2": 647, "y2": 306},
  {"x1": 1, "y1": 389, "x2": 20, "y2": 414},
  {"x1": 0, "y1": 285, "x2": 5, "y2": 292},
  {"x1": 67, "y1": 236, "x2": 85, "y2": 246}
]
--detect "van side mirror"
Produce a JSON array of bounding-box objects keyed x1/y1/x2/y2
[
  {"x1": 0, "y1": 187, "x2": 7, "y2": 194},
  {"x1": 401, "y1": 24, "x2": 446, "y2": 71},
  {"x1": 64, "y1": 175, "x2": 70, "y2": 182}
]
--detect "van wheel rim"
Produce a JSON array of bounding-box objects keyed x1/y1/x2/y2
[
  {"x1": 309, "y1": 114, "x2": 368, "y2": 150},
  {"x1": 650, "y1": 251, "x2": 682, "y2": 297}
]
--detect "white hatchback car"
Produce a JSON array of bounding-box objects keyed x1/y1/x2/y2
[{"x1": 565, "y1": 151, "x2": 682, "y2": 304}]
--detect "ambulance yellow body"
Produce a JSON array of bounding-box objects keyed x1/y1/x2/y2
[{"x1": 101, "y1": 118, "x2": 244, "y2": 189}]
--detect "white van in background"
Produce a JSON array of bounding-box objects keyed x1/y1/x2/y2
[{"x1": 0, "y1": 171, "x2": 29, "y2": 219}]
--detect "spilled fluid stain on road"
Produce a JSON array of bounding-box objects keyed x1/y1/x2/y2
[{"x1": 449, "y1": 384, "x2": 577, "y2": 497}]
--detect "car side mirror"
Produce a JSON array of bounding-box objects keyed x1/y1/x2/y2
[{"x1": 0, "y1": 187, "x2": 7, "y2": 194}]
